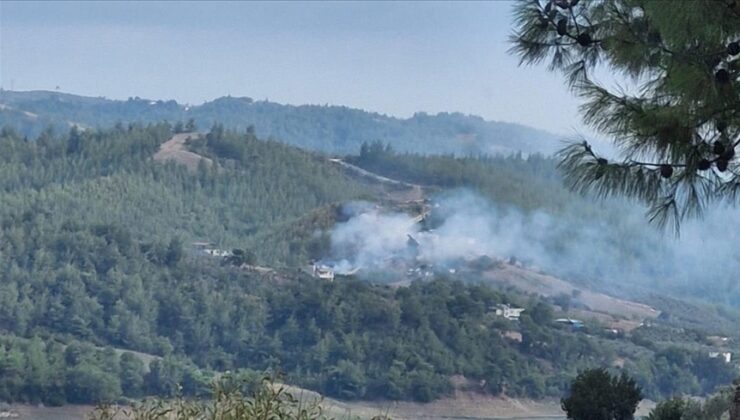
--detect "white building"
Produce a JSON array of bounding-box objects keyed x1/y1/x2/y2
[
  {"x1": 205, "y1": 248, "x2": 233, "y2": 257},
  {"x1": 313, "y1": 264, "x2": 335, "y2": 281},
  {"x1": 709, "y1": 351, "x2": 732, "y2": 363},
  {"x1": 192, "y1": 242, "x2": 233, "y2": 258},
  {"x1": 494, "y1": 304, "x2": 525, "y2": 321}
]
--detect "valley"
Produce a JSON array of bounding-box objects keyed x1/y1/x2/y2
[
  {"x1": 5, "y1": 1, "x2": 740, "y2": 418},
  {"x1": 0, "y1": 95, "x2": 735, "y2": 419}
]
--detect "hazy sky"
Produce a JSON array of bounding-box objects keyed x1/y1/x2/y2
[{"x1": 0, "y1": 1, "x2": 590, "y2": 135}]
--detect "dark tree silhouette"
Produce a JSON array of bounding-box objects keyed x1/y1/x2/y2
[
  {"x1": 511, "y1": 0, "x2": 740, "y2": 230},
  {"x1": 561, "y1": 368, "x2": 642, "y2": 420}
]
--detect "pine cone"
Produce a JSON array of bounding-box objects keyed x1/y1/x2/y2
[
  {"x1": 577, "y1": 33, "x2": 592, "y2": 46},
  {"x1": 716, "y1": 69, "x2": 731, "y2": 84},
  {"x1": 717, "y1": 158, "x2": 730, "y2": 172},
  {"x1": 713, "y1": 142, "x2": 727, "y2": 156},
  {"x1": 557, "y1": 19, "x2": 568, "y2": 36},
  {"x1": 659, "y1": 165, "x2": 673, "y2": 178},
  {"x1": 729, "y1": 42, "x2": 740, "y2": 56}
]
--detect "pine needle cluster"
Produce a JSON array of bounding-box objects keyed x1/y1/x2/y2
[{"x1": 511, "y1": 0, "x2": 740, "y2": 230}]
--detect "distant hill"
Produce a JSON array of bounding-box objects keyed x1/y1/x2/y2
[{"x1": 0, "y1": 90, "x2": 562, "y2": 156}]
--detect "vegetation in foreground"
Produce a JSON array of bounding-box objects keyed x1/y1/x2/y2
[
  {"x1": 91, "y1": 369, "x2": 736, "y2": 420},
  {"x1": 513, "y1": 0, "x2": 740, "y2": 230},
  {"x1": 89, "y1": 376, "x2": 340, "y2": 420},
  {"x1": 561, "y1": 368, "x2": 642, "y2": 420},
  {"x1": 563, "y1": 368, "x2": 734, "y2": 420}
]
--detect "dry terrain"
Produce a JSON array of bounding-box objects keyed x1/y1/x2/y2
[
  {"x1": 483, "y1": 263, "x2": 660, "y2": 327},
  {"x1": 328, "y1": 159, "x2": 427, "y2": 204},
  {"x1": 6, "y1": 392, "x2": 654, "y2": 420},
  {"x1": 331, "y1": 160, "x2": 660, "y2": 332},
  {"x1": 153, "y1": 132, "x2": 214, "y2": 171}
]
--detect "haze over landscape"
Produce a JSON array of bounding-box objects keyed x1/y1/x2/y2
[
  {"x1": 0, "y1": 1, "x2": 589, "y2": 135},
  {"x1": 0, "y1": 1, "x2": 738, "y2": 420}
]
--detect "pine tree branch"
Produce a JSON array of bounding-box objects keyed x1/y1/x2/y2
[{"x1": 511, "y1": 0, "x2": 740, "y2": 229}]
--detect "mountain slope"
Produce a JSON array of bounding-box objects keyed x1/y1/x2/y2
[
  {"x1": 0, "y1": 123, "x2": 736, "y2": 408},
  {"x1": 0, "y1": 90, "x2": 562, "y2": 156}
]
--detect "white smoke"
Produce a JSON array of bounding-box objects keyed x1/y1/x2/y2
[
  {"x1": 328, "y1": 208, "x2": 420, "y2": 272},
  {"x1": 326, "y1": 190, "x2": 556, "y2": 274},
  {"x1": 325, "y1": 189, "x2": 740, "y2": 306}
]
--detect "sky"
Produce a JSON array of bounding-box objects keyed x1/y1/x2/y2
[{"x1": 0, "y1": 1, "x2": 591, "y2": 136}]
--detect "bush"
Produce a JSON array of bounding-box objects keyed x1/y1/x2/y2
[
  {"x1": 647, "y1": 389, "x2": 733, "y2": 420},
  {"x1": 89, "y1": 375, "x2": 377, "y2": 420},
  {"x1": 561, "y1": 368, "x2": 642, "y2": 420},
  {"x1": 647, "y1": 398, "x2": 690, "y2": 420}
]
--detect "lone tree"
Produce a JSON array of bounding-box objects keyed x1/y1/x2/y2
[
  {"x1": 561, "y1": 368, "x2": 643, "y2": 420},
  {"x1": 511, "y1": 0, "x2": 740, "y2": 230}
]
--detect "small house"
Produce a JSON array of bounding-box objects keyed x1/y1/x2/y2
[
  {"x1": 709, "y1": 351, "x2": 732, "y2": 363},
  {"x1": 494, "y1": 304, "x2": 525, "y2": 321},
  {"x1": 192, "y1": 242, "x2": 233, "y2": 258},
  {"x1": 204, "y1": 248, "x2": 233, "y2": 257},
  {"x1": 313, "y1": 264, "x2": 335, "y2": 281}
]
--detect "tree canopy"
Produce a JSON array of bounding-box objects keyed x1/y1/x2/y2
[
  {"x1": 0, "y1": 90, "x2": 560, "y2": 156},
  {"x1": 0, "y1": 124, "x2": 735, "y2": 406},
  {"x1": 561, "y1": 368, "x2": 642, "y2": 420},
  {"x1": 647, "y1": 390, "x2": 733, "y2": 420},
  {"x1": 511, "y1": 0, "x2": 740, "y2": 230}
]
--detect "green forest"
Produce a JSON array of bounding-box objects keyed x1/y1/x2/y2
[
  {"x1": 348, "y1": 141, "x2": 740, "y2": 310},
  {"x1": 0, "y1": 124, "x2": 733, "y2": 406},
  {"x1": 0, "y1": 90, "x2": 559, "y2": 156}
]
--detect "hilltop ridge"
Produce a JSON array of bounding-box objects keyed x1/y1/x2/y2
[{"x1": 0, "y1": 89, "x2": 562, "y2": 156}]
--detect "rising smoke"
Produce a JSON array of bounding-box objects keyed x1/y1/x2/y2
[{"x1": 325, "y1": 189, "x2": 740, "y2": 306}]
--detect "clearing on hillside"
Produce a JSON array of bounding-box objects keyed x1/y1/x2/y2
[{"x1": 153, "y1": 132, "x2": 214, "y2": 171}]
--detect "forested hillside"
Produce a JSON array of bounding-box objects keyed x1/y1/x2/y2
[
  {"x1": 0, "y1": 90, "x2": 561, "y2": 156},
  {"x1": 0, "y1": 125, "x2": 734, "y2": 407},
  {"x1": 0, "y1": 124, "x2": 365, "y2": 251},
  {"x1": 347, "y1": 142, "x2": 740, "y2": 310}
]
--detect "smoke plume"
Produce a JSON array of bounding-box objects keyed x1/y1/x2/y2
[{"x1": 325, "y1": 189, "x2": 740, "y2": 306}]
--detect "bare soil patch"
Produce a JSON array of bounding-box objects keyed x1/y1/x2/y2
[
  {"x1": 153, "y1": 133, "x2": 214, "y2": 171},
  {"x1": 483, "y1": 264, "x2": 660, "y2": 323}
]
